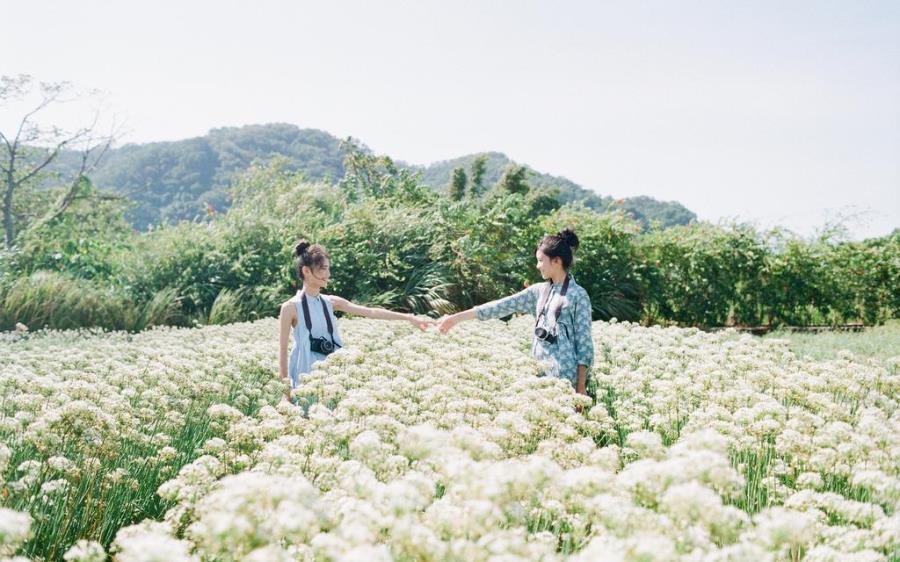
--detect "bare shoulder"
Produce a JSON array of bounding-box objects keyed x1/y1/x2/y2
[
  {"x1": 325, "y1": 294, "x2": 349, "y2": 311},
  {"x1": 279, "y1": 299, "x2": 297, "y2": 317}
]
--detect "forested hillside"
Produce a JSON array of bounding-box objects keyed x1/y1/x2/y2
[{"x1": 47, "y1": 124, "x2": 696, "y2": 229}]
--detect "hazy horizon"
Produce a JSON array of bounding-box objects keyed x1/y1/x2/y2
[{"x1": 5, "y1": 0, "x2": 898, "y2": 240}]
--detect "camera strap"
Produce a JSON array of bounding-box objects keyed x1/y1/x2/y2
[
  {"x1": 301, "y1": 293, "x2": 336, "y2": 341},
  {"x1": 535, "y1": 274, "x2": 570, "y2": 329}
]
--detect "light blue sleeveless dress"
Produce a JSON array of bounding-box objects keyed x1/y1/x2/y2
[{"x1": 287, "y1": 291, "x2": 344, "y2": 388}]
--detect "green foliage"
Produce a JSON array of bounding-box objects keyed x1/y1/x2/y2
[
  {"x1": 615, "y1": 195, "x2": 697, "y2": 232},
  {"x1": 49, "y1": 124, "x2": 346, "y2": 227},
  {"x1": 48, "y1": 125, "x2": 696, "y2": 231},
  {"x1": 431, "y1": 194, "x2": 542, "y2": 309},
  {"x1": 120, "y1": 163, "x2": 337, "y2": 319},
  {"x1": 449, "y1": 167, "x2": 467, "y2": 201},
  {"x1": 469, "y1": 154, "x2": 487, "y2": 198},
  {"x1": 637, "y1": 223, "x2": 771, "y2": 326},
  {"x1": 760, "y1": 230, "x2": 837, "y2": 326},
  {"x1": 134, "y1": 287, "x2": 184, "y2": 330},
  {"x1": 636, "y1": 225, "x2": 900, "y2": 327},
  {"x1": 497, "y1": 164, "x2": 530, "y2": 195},
  {"x1": 117, "y1": 222, "x2": 221, "y2": 316},
  {"x1": 3, "y1": 151, "x2": 896, "y2": 332},
  {"x1": 526, "y1": 187, "x2": 562, "y2": 218},
  {"x1": 826, "y1": 234, "x2": 900, "y2": 325},
  {"x1": 338, "y1": 142, "x2": 436, "y2": 206},
  {"x1": 13, "y1": 178, "x2": 133, "y2": 281},
  {"x1": 322, "y1": 201, "x2": 453, "y2": 315},
  {"x1": 0, "y1": 271, "x2": 185, "y2": 332},
  {"x1": 418, "y1": 151, "x2": 607, "y2": 207},
  {"x1": 0, "y1": 272, "x2": 125, "y2": 331},
  {"x1": 207, "y1": 288, "x2": 252, "y2": 325}
]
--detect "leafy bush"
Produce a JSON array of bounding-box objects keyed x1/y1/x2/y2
[
  {"x1": 637, "y1": 223, "x2": 769, "y2": 326},
  {"x1": 2, "y1": 155, "x2": 896, "y2": 332}
]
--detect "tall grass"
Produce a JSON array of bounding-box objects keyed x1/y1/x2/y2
[
  {"x1": 0, "y1": 272, "x2": 132, "y2": 331},
  {"x1": 134, "y1": 287, "x2": 184, "y2": 331},
  {"x1": 0, "y1": 272, "x2": 186, "y2": 332}
]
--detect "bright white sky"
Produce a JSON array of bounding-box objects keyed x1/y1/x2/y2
[{"x1": 5, "y1": 0, "x2": 899, "y2": 239}]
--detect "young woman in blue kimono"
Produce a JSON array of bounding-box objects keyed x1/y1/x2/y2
[
  {"x1": 438, "y1": 229, "x2": 594, "y2": 397},
  {"x1": 278, "y1": 240, "x2": 433, "y2": 402}
]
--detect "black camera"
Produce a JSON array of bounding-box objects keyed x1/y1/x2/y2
[
  {"x1": 310, "y1": 335, "x2": 336, "y2": 355},
  {"x1": 534, "y1": 326, "x2": 558, "y2": 344}
]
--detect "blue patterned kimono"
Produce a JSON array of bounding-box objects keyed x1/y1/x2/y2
[{"x1": 474, "y1": 276, "x2": 594, "y2": 387}]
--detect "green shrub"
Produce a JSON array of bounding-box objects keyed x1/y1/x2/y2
[{"x1": 0, "y1": 272, "x2": 132, "y2": 331}]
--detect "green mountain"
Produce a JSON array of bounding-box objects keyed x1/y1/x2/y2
[
  {"x1": 49, "y1": 123, "x2": 695, "y2": 229},
  {"x1": 411, "y1": 153, "x2": 696, "y2": 229}
]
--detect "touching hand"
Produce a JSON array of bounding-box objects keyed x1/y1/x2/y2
[
  {"x1": 409, "y1": 316, "x2": 435, "y2": 331},
  {"x1": 438, "y1": 314, "x2": 459, "y2": 334}
]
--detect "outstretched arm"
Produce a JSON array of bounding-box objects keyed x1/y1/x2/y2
[
  {"x1": 437, "y1": 308, "x2": 477, "y2": 333},
  {"x1": 439, "y1": 286, "x2": 538, "y2": 333},
  {"x1": 328, "y1": 295, "x2": 433, "y2": 331}
]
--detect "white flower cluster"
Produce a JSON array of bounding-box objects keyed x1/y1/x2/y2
[
  {"x1": 0, "y1": 507, "x2": 32, "y2": 557},
  {"x1": 0, "y1": 321, "x2": 287, "y2": 559},
  {"x1": 120, "y1": 317, "x2": 897, "y2": 561},
  {"x1": 2, "y1": 316, "x2": 897, "y2": 561}
]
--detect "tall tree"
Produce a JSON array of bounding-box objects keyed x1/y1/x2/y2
[
  {"x1": 497, "y1": 163, "x2": 530, "y2": 195},
  {"x1": 449, "y1": 167, "x2": 467, "y2": 201},
  {"x1": 0, "y1": 74, "x2": 117, "y2": 248},
  {"x1": 469, "y1": 154, "x2": 487, "y2": 198}
]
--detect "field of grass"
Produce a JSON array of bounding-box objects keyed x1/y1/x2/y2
[{"x1": 764, "y1": 319, "x2": 900, "y2": 362}]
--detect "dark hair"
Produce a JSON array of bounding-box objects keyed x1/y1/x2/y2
[
  {"x1": 537, "y1": 228, "x2": 580, "y2": 270},
  {"x1": 293, "y1": 239, "x2": 330, "y2": 280}
]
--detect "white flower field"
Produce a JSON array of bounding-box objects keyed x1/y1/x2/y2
[{"x1": 1, "y1": 317, "x2": 898, "y2": 562}]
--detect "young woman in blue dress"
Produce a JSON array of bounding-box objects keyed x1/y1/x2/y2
[
  {"x1": 438, "y1": 229, "x2": 594, "y2": 397},
  {"x1": 278, "y1": 240, "x2": 433, "y2": 402}
]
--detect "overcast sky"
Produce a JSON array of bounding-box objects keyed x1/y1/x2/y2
[{"x1": 5, "y1": 0, "x2": 899, "y2": 239}]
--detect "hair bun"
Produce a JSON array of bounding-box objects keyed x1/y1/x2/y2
[
  {"x1": 558, "y1": 228, "x2": 579, "y2": 251},
  {"x1": 293, "y1": 240, "x2": 311, "y2": 258}
]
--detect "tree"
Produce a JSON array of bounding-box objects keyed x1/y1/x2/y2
[
  {"x1": 449, "y1": 167, "x2": 467, "y2": 201},
  {"x1": 0, "y1": 74, "x2": 118, "y2": 248},
  {"x1": 497, "y1": 163, "x2": 530, "y2": 195},
  {"x1": 469, "y1": 154, "x2": 487, "y2": 198},
  {"x1": 338, "y1": 139, "x2": 434, "y2": 205}
]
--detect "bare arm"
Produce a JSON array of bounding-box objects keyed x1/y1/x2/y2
[
  {"x1": 437, "y1": 308, "x2": 477, "y2": 333},
  {"x1": 278, "y1": 302, "x2": 295, "y2": 401},
  {"x1": 328, "y1": 295, "x2": 433, "y2": 330},
  {"x1": 439, "y1": 286, "x2": 537, "y2": 333},
  {"x1": 576, "y1": 365, "x2": 587, "y2": 395}
]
